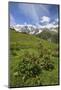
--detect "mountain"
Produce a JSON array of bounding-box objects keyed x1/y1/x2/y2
[
  {"x1": 10, "y1": 24, "x2": 58, "y2": 35},
  {"x1": 36, "y1": 29, "x2": 59, "y2": 43}
]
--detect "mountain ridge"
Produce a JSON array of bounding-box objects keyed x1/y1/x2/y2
[{"x1": 10, "y1": 24, "x2": 58, "y2": 35}]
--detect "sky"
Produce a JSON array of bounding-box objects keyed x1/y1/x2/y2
[{"x1": 9, "y1": 2, "x2": 59, "y2": 28}]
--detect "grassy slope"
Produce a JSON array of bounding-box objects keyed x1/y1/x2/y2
[
  {"x1": 9, "y1": 29, "x2": 59, "y2": 87},
  {"x1": 36, "y1": 30, "x2": 59, "y2": 44}
]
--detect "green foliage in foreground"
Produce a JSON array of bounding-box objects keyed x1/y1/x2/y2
[{"x1": 9, "y1": 29, "x2": 59, "y2": 87}]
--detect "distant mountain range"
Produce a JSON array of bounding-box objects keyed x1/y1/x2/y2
[{"x1": 10, "y1": 24, "x2": 58, "y2": 35}]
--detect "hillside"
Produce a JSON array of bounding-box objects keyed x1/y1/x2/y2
[
  {"x1": 9, "y1": 28, "x2": 59, "y2": 87},
  {"x1": 36, "y1": 29, "x2": 59, "y2": 44}
]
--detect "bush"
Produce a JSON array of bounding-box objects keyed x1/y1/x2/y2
[
  {"x1": 42, "y1": 55, "x2": 54, "y2": 71},
  {"x1": 16, "y1": 47, "x2": 20, "y2": 51},
  {"x1": 52, "y1": 51, "x2": 59, "y2": 57},
  {"x1": 11, "y1": 51, "x2": 17, "y2": 56},
  {"x1": 31, "y1": 64, "x2": 41, "y2": 76},
  {"x1": 43, "y1": 63, "x2": 54, "y2": 71},
  {"x1": 16, "y1": 52, "x2": 42, "y2": 81}
]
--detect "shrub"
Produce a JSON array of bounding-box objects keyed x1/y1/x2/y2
[
  {"x1": 10, "y1": 47, "x2": 14, "y2": 51},
  {"x1": 43, "y1": 63, "x2": 54, "y2": 71},
  {"x1": 31, "y1": 64, "x2": 41, "y2": 77},
  {"x1": 16, "y1": 47, "x2": 20, "y2": 51},
  {"x1": 11, "y1": 51, "x2": 17, "y2": 56},
  {"x1": 16, "y1": 52, "x2": 42, "y2": 81},
  {"x1": 42, "y1": 55, "x2": 54, "y2": 71},
  {"x1": 52, "y1": 51, "x2": 59, "y2": 57}
]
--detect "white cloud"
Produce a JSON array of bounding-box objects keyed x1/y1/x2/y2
[
  {"x1": 45, "y1": 23, "x2": 57, "y2": 28},
  {"x1": 40, "y1": 16, "x2": 58, "y2": 28},
  {"x1": 10, "y1": 14, "x2": 16, "y2": 26},
  {"x1": 55, "y1": 18, "x2": 58, "y2": 22},
  {"x1": 52, "y1": 18, "x2": 59, "y2": 25},
  {"x1": 40, "y1": 23, "x2": 58, "y2": 29},
  {"x1": 52, "y1": 21, "x2": 56, "y2": 25},
  {"x1": 40, "y1": 16, "x2": 50, "y2": 23}
]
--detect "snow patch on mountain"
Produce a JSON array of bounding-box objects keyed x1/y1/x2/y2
[{"x1": 10, "y1": 23, "x2": 58, "y2": 35}]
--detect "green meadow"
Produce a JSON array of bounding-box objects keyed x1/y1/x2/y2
[{"x1": 9, "y1": 28, "x2": 59, "y2": 87}]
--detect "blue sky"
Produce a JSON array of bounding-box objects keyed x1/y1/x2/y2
[{"x1": 9, "y1": 2, "x2": 59, "y2": 27}]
